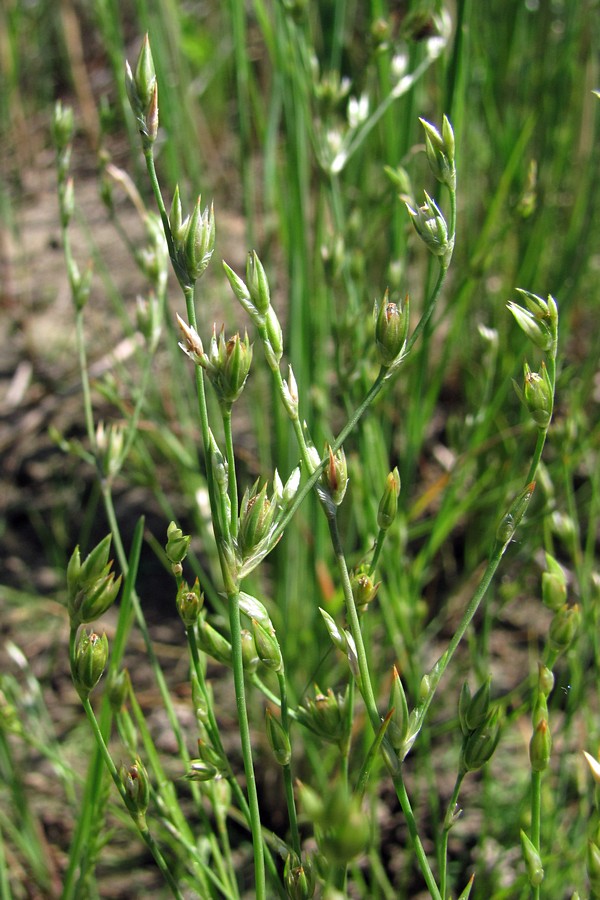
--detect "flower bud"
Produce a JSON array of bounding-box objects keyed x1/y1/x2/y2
[
  {"x1": 133, "y1": 34, "x2": 156, "y2": 110},
  {"x1": 507, "y1": 289, "x2": 557, "y2": 351},
  {"x1": 284, "y1": 852, "x2": 315, "y2": 900},
  {"x1": 460, "y1": 707, "x2": 502, "y2": 772},
  {"x1": 319, "y1": 608, "x2": 347, "y2": 653},
  {"x1": 169, "y1": 185, "x2": 184, "y2": 241},
  {"x1": 541, "y1": 552, "x2": 567, "y2": 611},
  {"x1": 419, "y1": 673, "x2": 432, "y2": 703},
  {"x1": 297, "y1": 685, "x2": 350, "y2": 747},
  {"x1": 246, "y1": 251, "x2": 271, "y2": 315},
  {"x1": 377, "y1": 468, "x2": 401, "y2": 529},
  {"x1": 321, "y1": 445, "x2": 348, "y2": 506},
  {"x1": 520, "y1": 830, "x2": 544, "y2": 887},
  {"x1": 72, "y1": 629, "x2": 109, "y2": 699},
  {"x1": 96, "y1": 420, "x2": 126, "y2": 480},
  {"x1": 238, "y1": 482, "x2": 277, "y2": 558},
  {"x1": 464, "y1": 676, "x2": 491, "y2": 732},
  {"x1": 165, "y1": 521, "x2": 191, "y2": 565},
  {"x1": 183, "y1": 197, "x2": 215, "y2": 283},
  {"x1": 282, "y1": 365, "x2": 299, "y2": 419},
  {"x1": 176, "y1": 578, "x2": 204, "y2": 626},
  {"x1": 548, "y1": 603, "x2": 580, "y2": 654},
  {"x1": 120, "y1": 757, "x2": 150, "y2": 824},
  {"x1": 537, "y1": 662, "x2": 554, "y2": 698},
  {"x1": 457, "y1": 682, "x2": 472, "y2": 736},
  {"x1": 125, "y1": 35, "x2": 159, "y2": 147},
  {"x1": 251, "y1": 618, "x2": 283, "y2": 672},
  {"x1": 145, "y1": 82, "x2": 158, "y2": 142},
  {"x1": 374, "y1": 293, "x2": 409, "y2": 366},
  {"x1": 52, "y1": 101, "x2": 75, "y2": 152},
  {"x1": 529, "y1": 718, "x2": 552, "y2": 772},
  {"x1": 68, "y1": 551, "x2": 121, "y2": 627},
  {"x1": 196, "y1": 738, "x2": 226, "y2": 772},
  {"x1": 265, "y1": 306, "x2": 284, "y2": 365},
  {"x1": 240, "y1": 629, "x2": 259, "y2": 673},
  {"x1": 186, "y1": 759, "x2": 219, "y2": 782},
  {"x1": 350, "y1": 568, "x2": 380, "y2": 613},
  {"x1": 406, "y1": 192, "x2": 453, "y2": 266},
  {"x1": 106, "y1": 668, "x2": 131, "y2": 712},
  {"x1": 517, "y1": 289, "x2": 558, "y2": 326},
  {"x1": 222, "y1": 331, "x2": 253, "y2": 402},
  {"x1": 67, "y1": 535, "x2": 110, "y2": 599},
  {"x1": 387, "y1": 666, "x2": 409, "y2": 751},
  {"x1": 197, "y1": 618, "x2": 232, "y2": 666},
  {"x1": 60, "y1": 177, "x2": 75, "y2": 227},
  {"x1": 522, "y1": 361, "x2": 553, "y2": 429},
  {"x1": 495, "y1": 482, "x2": 535, "y2": 547},
  {"x1": 419, "y1": 116, "x2": 456, "y2": 189},
  {"x1": 265, "y1": 709, "x2": 291, "y2": 765}
]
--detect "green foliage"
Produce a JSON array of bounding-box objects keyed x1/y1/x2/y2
[{"x1": 2, "y1": 1, "x2": 600, "y2": 898}]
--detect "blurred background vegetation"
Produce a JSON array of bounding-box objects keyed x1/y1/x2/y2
[{"x1": 1, "y1": 0, "x2": 600, "y2": 897}]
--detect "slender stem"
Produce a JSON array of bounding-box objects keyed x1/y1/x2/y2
[
  {"x1": 394, "y1": 774, "x2": 444, "y2": 900},
  {"x1": 80, "y1": 696, "x2": 184, "y2": 900},
  {"x1": 327, "y1": 511, "x2": 379, "y2": 725},
  {"x1": 124, "y1": 690, "x2": 219, "y2": 898},
  {"x1": 75, "y1": 311, "x2": 97, "y2": 450},
  {"x1": 369, "y1": 527, "x2": 387, "y2": 575},
  {"x1": 143, "y1": 147, "x2": 178, "y2": 271},
  {"x1": 530, "y1": 771, "x2": 542, "y2": 900},
  {"x1": 277, "y1": 672, "x2": 301, "y2": 857},
  {"x1": 223, "y1": 405, "x2": 238, "y2": 538},
  {"x1": 226, "y1": 0, "x2": 255, "y2": 245},
  {"x1": 101, "y1": 485, "x2": 199, "y2": 775},
  {"x1": 187, "y1": 628, "x2": 281, "y2": 895},
  {"x1": 340, "y1": 678, "x2": 354, "y2": 788},
  {"x1": 409, "y1": 541, "x2": 507, "y2": 740},
  {"x1": 227, "y1": 589, "x2": 266, "y2": 899},
  {"x1": 326, "y1": 509, "x2": 442, "y2": 900},
  {"x1": 439, "y1": 772, "x2": 465, "y2": 899}
]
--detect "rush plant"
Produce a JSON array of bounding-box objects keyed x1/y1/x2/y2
[{"x1": 3, "y1": 3, "x2": 598, "y2": 900}]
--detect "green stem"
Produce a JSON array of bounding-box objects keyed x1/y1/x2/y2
[
  {"x1": 369, "y1": 527, "x2": 387, "y2": 575},
  {"x1": 530, "y1": 771, "x2": 542, "y2": 900},
  {"x1": 75, "y1": 311, "x2": 97, "y2": 450},
  {"x1": 226, "y1": 0, "x2": 255, "y2": 244},
  {"x1": 439, "y1": 772, "x2": 465, "y2": 899},
  {"x1": 326, "y1": 510, "x2": 442, "y2": 900},
  {"x1": 277, "y1": 672, "x2": 301, "y2": 857},
  {"x1": 124, "y1": 691, "x2": 218, "y2": 898},
  {"x1": 408, "y1": 540, "x2": 508, "y2": 741},
  {"x1": 80, "y1": 696, "x2": 183, "y2": 900},
  {"x1": 227, "y1": 588, "x2": 266, "y2": 899},
  {"x1": 222, "y1": 405, "x2": 238, "y2": 538},
  {"x1": 187, "y1": 627, "x2": 282, "y2": 895}
]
